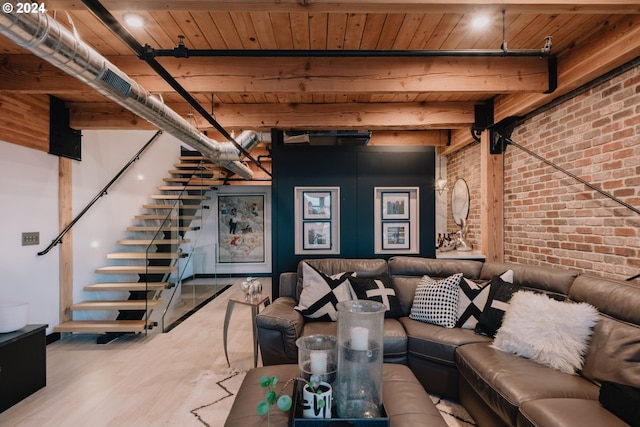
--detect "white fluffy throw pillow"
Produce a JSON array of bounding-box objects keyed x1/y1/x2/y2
[{"x1": 492, "y1": 291, "x2": 600, "y2": 374}]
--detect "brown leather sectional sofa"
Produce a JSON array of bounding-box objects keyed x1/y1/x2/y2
[{"x1": 256, "y1": 256, "x2": 640, "y2": 427}]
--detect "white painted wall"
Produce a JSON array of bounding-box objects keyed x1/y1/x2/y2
[
  {"x1": 0, "y1": 130, "x2": 184, "y2": 332},
  {"x1": 0, "y1": 141, "x2": 59, "y2": 333}
]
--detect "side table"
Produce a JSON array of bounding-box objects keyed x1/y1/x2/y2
[{"x1": 223, "y1": 296, "x2": 270, "y2": 368}]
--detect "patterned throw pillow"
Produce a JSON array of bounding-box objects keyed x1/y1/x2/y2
[
  {"x1": 475, "y1": 275, "x2": 521, "y2": 337},
  {"x1": 294, "y1": 262, "x2": 354, "y2": 321},
  {"x1": 348, "y1": 275, "x2": 404, "y2": 318},
  {"x1": 409, "y1": 273, "x2": 463, "y2": 328},
  {"x1": 456, "y1": 270, "x2": 513, "y2": 329}
]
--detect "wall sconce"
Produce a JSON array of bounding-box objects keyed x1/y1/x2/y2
[{"x1": 435, "y1": 155, "x2": 449, "y2": 195}]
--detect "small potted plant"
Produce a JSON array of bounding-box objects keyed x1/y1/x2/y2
[
  {"x1": 302, "y1": 376, "x2": 332, "y2": 419},
  {"x1": 256, "y1": 374, "x2": 332, "y2": 424}
]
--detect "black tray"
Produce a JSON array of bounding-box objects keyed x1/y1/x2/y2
[{"x1": 289, "y1": 379, "x2": 389, "y2": 427}]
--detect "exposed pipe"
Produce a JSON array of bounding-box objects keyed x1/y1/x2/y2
[
  {"x1": 80, "y1": 0, "x2": 270, "y2": 178},
  {"x1": 0, "y1": 10, "x2": 258, "y2": 179},
  {"x1": 148, "y1": 48, "x2": 554, "y2": 58}
]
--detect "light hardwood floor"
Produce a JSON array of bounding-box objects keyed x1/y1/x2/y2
[{"x1": 0, "y1": 278, "x2": 270, "y2": 427}]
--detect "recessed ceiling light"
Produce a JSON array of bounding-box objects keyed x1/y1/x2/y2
[
  {"x1": 123, "y1": 12, "x2": 145, "y2": 28},
  {"x1": 471, "y1": 15, "x2": 490, "y2": 29}
]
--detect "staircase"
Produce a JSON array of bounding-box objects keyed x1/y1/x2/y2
[{"x1": 54, "y1": 154, "x2": 224, "y2": 339}]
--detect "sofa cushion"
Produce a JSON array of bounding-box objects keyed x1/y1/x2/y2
[
  {"x1": 492, "y1": 290, "x2": 599, "y2": 374},
  {"x1": 475, "y1": 275, "x2": 521, "y2": 337},
  {"x1": 570, "y1": 275, "x2": 640, "y2": 388},
  {"x1": 410, "y1": 273, "x2": 462, "y2": 328},
  {"x1": 456, "y1": 342, "x2": 599, "y2": 426},
  {"x1": 348, "y1": 275, "x2": 404, "y2": 319},
  {"x1": 400, "y1": 317, "x2": 490, "y2": 366},
  {"x1": 479, "y1": 262, "x2": 577, "y2": 297},
  {"x1": 294, "y1": 262, "x2": 353, "y2": 321},
  {"x1": 302, "y1": 319, "x2": 407, "y2": 361},
  {"x1": 518, "y1": 398, "x2": 630, "y2": 427}
]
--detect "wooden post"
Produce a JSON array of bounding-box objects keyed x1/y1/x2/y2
[
  {"x1": 480, "y1": 130, "x2": 504, "y2": 262},
  {"x1": 59, "y1": 157, "x2": 73, "y2": 324}
]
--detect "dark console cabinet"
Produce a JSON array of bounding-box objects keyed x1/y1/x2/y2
[{"x1": 0, "y1": 324, "x2": 47, "y2": 412}]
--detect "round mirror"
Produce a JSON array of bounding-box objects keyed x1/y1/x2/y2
[{"x1": 451, "y1": 178, "x2": 470, "y2": 226}]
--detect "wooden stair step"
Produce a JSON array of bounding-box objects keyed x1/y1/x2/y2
[
  {"x1": 54, "y1": 320, "x2": 147, "y2": 334},
  {"x1": 134, "y1": 214, "x2": 201, "y2": 220},
  {"x1": 162, "y1": 177, "x2": 221, "y2": 184},
  {"x1": 168, "y1": 169, "x2": 213, "y2": 176},
  {"x1": 70, "y1": 300, "x2": 162, "y2": 311},
  {"x1": 95, "y1": 265, "x2": 177, "y2": 274},
  {"x1": 106, "y1": 252, "x2": 184, "y2": 260},
  {"x1": 116, "y1": 239, "x2": 189, "y2": 245},
  {"x1": 141, "y1": 204, "x2": 204, "y2": 211},
  {"x1": 173, "y1": 163, "x2": 210, "y2": 168},
  {"x1": 150, "y1": 194, "x2": 209, "y2": 200},
  {"x1": 84, "y1": 282, "x2": 170, "y2": 291},
  {"x1": 126, "y1": 226, "x2": 198, "y2": 232},
  {"x1": 156, "y1": 185, "x2": 212, "y2": 191}
]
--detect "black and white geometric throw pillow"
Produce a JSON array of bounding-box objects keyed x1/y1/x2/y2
[
  {"x1": 475, "y1": 274, "x2": 521, "y2": 337},
  {"x1": 409, "y1": 273, "x2": 463, "y2": 328},
  {"x1": 348, "y1": 275, "x2": 404, "y2": 318},
  {"x1": 456, "y1": 270, "x2": 513, "y2": 329},
  {"x1": 294, "y1": 262, "x2": 354, "y2": 321},
  {"x1": 456, "y1": 277, "x2": 491, "y2": 329}
]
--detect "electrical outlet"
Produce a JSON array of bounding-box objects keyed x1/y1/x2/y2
[{"x1": 22, "y1": 232, "x2": 39, "y2": 246}]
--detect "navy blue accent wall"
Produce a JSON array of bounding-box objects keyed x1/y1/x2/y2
[{"x1": 271, "y1": 137, "x2": 436, "y2": 297}]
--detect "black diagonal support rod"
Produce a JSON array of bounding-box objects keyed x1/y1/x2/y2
[
  {"x1": 81, "y1": 0, "x2": 270, "y2": 178},
  {"x1": 496, "y1": 134, "x2": 640, "y2": 217}
]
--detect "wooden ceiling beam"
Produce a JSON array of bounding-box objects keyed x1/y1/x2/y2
[
  {"x1": 0, "y1": 55, "x2": 552, "y2": 94},
  {"x1": 45, "y1": 1, "x2": 640, "y2": 14},
  {"x1": 441, "y1": 13, "x2": 640, "y2": 156},
  {"x1": 67, "y1": 101, "x2": 474, "y2": 130}
]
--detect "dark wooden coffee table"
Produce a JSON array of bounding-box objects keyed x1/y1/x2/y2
[{"x1": 225, "y1": 363, "x2": 448, "y2": 427}]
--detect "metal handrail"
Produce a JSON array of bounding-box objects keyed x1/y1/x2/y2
[{"x1": 38, "y1": 130, "x2": 163, "y2": 255}]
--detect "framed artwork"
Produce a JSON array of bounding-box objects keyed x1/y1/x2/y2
[
  {"x1": 374, "y1": 187, "x2": 419, "y2": 254},
  {"x1": 381, "y1": 191, "x2": 410, "y2": 220},
  {"x1": 295, "y1": 186, "x2": 340, "y2": 255},
  {"x1": 382, "y1": 222, "x2": 410, "y2": 250},
  {"x1": 303, "y1": 191, "x2": 332, "y2": 220},
  {"x1": 303, "y1": 222, "x2": 332, "y2": 250},
  {"x1": 217, "y1": 194, "x2": 266, "y2": 264},
  {"x1": 193, "y1": 186, "x2": 271, "y2": 274}
]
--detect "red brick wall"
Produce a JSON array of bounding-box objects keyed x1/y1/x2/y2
[
  {"x1": 446, "y1": 143, "x2": 482, "y2": 251},
  {"x1": 448, "y1": 63, "x2": 639, "y2": 281}
]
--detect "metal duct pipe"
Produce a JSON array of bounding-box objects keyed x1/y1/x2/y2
[{"x1": 0, "y1": 11, "x2": 257, "y2": 179}]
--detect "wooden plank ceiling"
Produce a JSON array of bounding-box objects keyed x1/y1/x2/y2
[{"x1": 1, "y1": 1, "x2": 639, "y2": 152}]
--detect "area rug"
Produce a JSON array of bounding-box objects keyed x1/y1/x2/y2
[{"x1": 172, "y1": 367, "x2": 476, "y2": 427}]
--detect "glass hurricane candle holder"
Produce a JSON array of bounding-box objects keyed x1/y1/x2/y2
[
  {"x1": 296, "y1": 334, "x2": 338, "y2": 386},
  {"x1": 335, "y1": 300, "x2": 386, "y2": 418}
]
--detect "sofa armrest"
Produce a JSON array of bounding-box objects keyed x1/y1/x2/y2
[{"x1": 256, "y1": 297, "x2": 304, "y2": 365}]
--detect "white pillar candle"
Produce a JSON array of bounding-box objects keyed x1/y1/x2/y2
[
  {"x1": 350, "y1": 326, "x2": 369, "y2": 351},
  {"x1": 310, "y1": 350, "x2": 328, "y2": 374}
]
